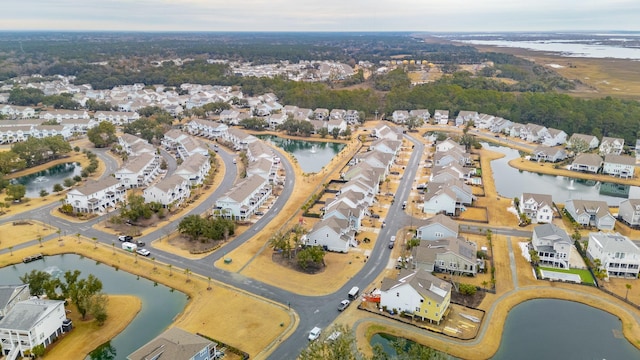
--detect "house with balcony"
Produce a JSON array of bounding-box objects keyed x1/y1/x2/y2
[
  {"x1": 567, "y1": 133, "x2": 599, "y2": 150},
  {"x1": 371, "y1": 123, "x2": 401, "y2": 141},
  {"x1": 380, "y1": 270, "x2": 451, "y2": 324},
  {"x1": 412, "y1": 237, "x2": 480, "y2": 276},
  {"x1": 391, "y1": 110, "x2": 409, "y2": 124},
  {"x1": 521, "y1": 123, "x2": 549, "y2": 143},
  {"x1": 39, "y1": 109, "x2": 89, "y2": 122},
  {"x1": 454, "y1": 111, "x2": 479, "y2": 127},
  {"x1": 143, "y1": 174, "x2": 191, "y2": 208},
  {"x1": 66, "y1": 177, "x2": 126, "y2": 214},
  {"x1": 127, "y1": 327, "x2": 217, "y2": 360},
  {"x1": 0, "y1": 126, "x2": 32, "y2": 144},
  {"x1": 422, "y1": 185, "x2": 457, "y2": 215},
  {"x1": 345, "y1": 110, "x2": 360, "y2": 124},
  {"x1": 619, "y1": 199, "x2": 640, "y2": 227},
  {"x1": 570, "y1": 153, "x2": 603, "y2": 173},
  {"x1": 519, "y1": 193, "x2": 555, "y2": 224},
  {"x1": 433, "y1": 110, "x2": 449, "y2": 125},
  {"x1": 118, "y1": 134, "x2": 149, "y2": 156},
  {"x1": 186, "y1": 119, "x2": 228, "y2": 139},
  {"x1": 0, "y1": 299, "x2": 68, "y2": 359},
  {"x1": 302, "y1": 217, "x2": 356, "y2": 253},
  {"x1": 31, "y1": 125, "x2": 72, "y2": 140},
  {"x1": 94, "y1": 111, "x2": 140, "y2": 126},
  {"x1": 599, "y1": 137, "x2": 624, "y2": 155},
  {"x1": 0, "y1": 105, "x2": 35, "y2": 119},
  {"x1": 214, "y1": 175, "x2": 271, "y2": 221},
  {"x1": 541, "y1": 128, "x2": 568, "y2": 146},
  {"x1": 531, "y1": 223, "x2": 572, "y2": 269},
  {"x1": 587, "y1": 232, "x2": 640, "y2": 278},
  {"x1": 0, "y1": 285, "x2": 30, "y2": 319},
  {"x1": 564, "y1": 199, "x2": 616, "y2": 230},
  {"x1": 114, "y1": 153, "x2": 160, "y2": 189},
  {"x1": 416, "y1": 214, "x2": 459, "y2": 241},
  {"x1": 531, "y1": 145, "x2": 567, "y2": 163},
  {"x1": 219, "y1": 109, "x2": 241, "y2": 124},
  {"x1": 603, "y1": 154, "x2": 636, "y2": 178}
]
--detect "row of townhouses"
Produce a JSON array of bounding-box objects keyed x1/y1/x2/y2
[{"x1": 301, "y1": 124, "x2": 401, "y2": 253}]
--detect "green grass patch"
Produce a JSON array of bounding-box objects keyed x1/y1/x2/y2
[{"x1": 539, "y1": 266, "x2": 595, "y2": 284}]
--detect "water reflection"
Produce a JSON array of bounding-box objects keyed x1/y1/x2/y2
[
  {"x1": 10, "y1": 162, "x2": 82, "y2": 197},
  {"x1": 257, "y1": 135, "x2": 345, "y2": 173}
]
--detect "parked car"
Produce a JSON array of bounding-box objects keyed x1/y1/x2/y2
[
  {"x1": 118, "y1": 235, "x2": 133, "y2": 242},
  {"x1": 338, "y1": 299, "x2": 350, "y2": 311},
  {"x1": 371, "y1": 213, "x2": 380, "y2": 219},
  {"x1": 308, "y1": 326, "x2": 322, "y2": 341},
  {"x1": 136, "y1": 248, "x2": 150, "y2": 256},
  {"x1": 134, "y1": 240, "x2": 145, "y2": 247},
  {"x1": 255, "y1": 211, "x2": 265, "y2": 216}
]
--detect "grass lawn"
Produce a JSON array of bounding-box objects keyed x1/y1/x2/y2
[{"x1": 539, "y1": 266, "x2": 596, "y2": 284}]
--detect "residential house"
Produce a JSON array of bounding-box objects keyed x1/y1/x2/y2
[
  {"x1": 345, "y1": 110, "x2": 360, "y2": 124},
  {"x1": 371, "y1": 123, "x2": 401, "y2": 141},
  {"x1": 66, "y1": 177, "x2": 126, "y2": 214},
  {"x1": 186, "y1": 118, "x2": 228, "y2": 138},
  {"x1": 542, "y1": 128, "x2": 568, "y2": 146},
  {"x1": 570, "y1": 153, "x2": 603, "y2": 173},
  {"x1": 433, "y1": 149, "x2": 471, "y2": 167},
  {"x1": 454, "y1": 111, "x2": 479, "y2": 127},
  {"x1": 531, "y1": 145, "x2": 567, "y2": 163},
  {"x1": 521, "y1": 123, "x2": 549, "y2": 143},
  {"x1": 114, "y1": 153, "x2": 160, "y2": 189},
  {"x1": 302, "y1": 217, "x2": 356, "y2": 253},
  {"x1": 95, "y1": 111, "x2": 140, "y2": 125},
  {"x1": 599, "y1": 137, "x2": 624, "y2": 155},
  {"x1": 268, "y1": 112, "x2": 288, "y2": 129},
  {"x1": 330, "y1": 109, "x2": 346, "y2": 120},
  {"x1": 422, "y1": 185, "x2": 457, "y2": 215},
  {"x1": 380, "y1": 270, "x2": 451, "y2": 324},
  {"x1": 127, "y1": 327, "x2": 217, "y2": 360},
  {"x1": 313, "y1": 108, "x2": 329, "y2": 121},
  {"x1": 531, "y1": 223, "x2": 572, "y2": 269},
  {"x1": 603, "y1": 154, "x2": 636, "y2": 178},
  {"x1": 369, "y1": 138, "x2": 401, "y2": 157},
  {"x1": 225, "y1": 128, "x2": 258, "y2": 150},
  {"x1": 143, "y1": 175, "x2": 191, "y2": 208},
  {"x1": 587, "y1": 232, "x2": 640, "y2": 278},
  {"x1": 412, "y1": 237, "x2": 480, "y2": 276},
  {"x1": 410, "y1": 109, "x2": 431, "y2": 123},
  {"x1": 564, "y1": 199, "x2": 616, "y2": 230},
  {"x1": 619, "y1": 198, "x2": 640, "y2": 227},
  {"x1": 60, "y1": 118, "x2": 97, "y2": 135},
  {"x1": 435, "y1": 138, "x2": 465, "y2": 153},
  {"x1": 433, "y1": 110, "x2": 449, "y2": 125},
  {"x1": 0, "y1": 299, "x2": 68, "y2": 358},
  {"x1": 219, "y1": 109, "x2": 241, "y2": 124},
  {"x1": 431, "y1": 179, "x2": 474, "y2": 206},
  {"x1": 0, "y1": 285, "x2": 30, "y2": 319},
  {"x1": 327, "y1": 118, "x2": 347, "y2": 134},
  {"x1": 636, "y1": 139, "x2": 640, "y2": 162},
  {"x1": 31, "y1": 125, "x2": 72, "y2": 140},
  {"x1": 323, "y1": 197, "x2": 366, "y2": 232},
  {"x1": 489, "y1": 117, "x2": 513, "y2": 134},
  {"x1": 475, "y1": 113, "x2": 496, "y2": 130},
  {"x1": 416, "y1": 214, "x2": 459, "y2": 241},
  {"x1": 214, "y1": 175, "x2": 271, "y2": 221},
  {"x1": 567, "y1": 133, "x2": 599, "y2": 150},
  {"x1": 0, "y1": 125, "x2": 32, "y2": 144},
  {"x1": 391, "y1": 110, "x2": 409, "y2": 124},
  {"x1": 519, "y1": 193, "x2": 555, "y2": 224},
  {"x1": 0, "y1": 105, "x2": 36, "y2": 119},
  {"x1": 39, "y1": 109, "x2": 89, "y2": 122}
]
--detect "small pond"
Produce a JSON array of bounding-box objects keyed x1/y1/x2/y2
[
  {"x1": 257, "y1": 135, "x2": 345, "y2": 173},
  {"x1": 491, "y1": 299, "x2": 640, "y2": 359},
  {"x1": 0, "y1": 254, "x2": 187, "y2": 360},
  {"x1": 484, "y1": 143, "x2": 633, "y2": 205},
  {"x1": 10, "y1": 162, "x2": 83, "y2": 198}
]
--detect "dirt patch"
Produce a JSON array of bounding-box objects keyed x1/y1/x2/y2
[
  {"x1": 169, "y1": 234, "x2": 226, "y2": 254},
  {"x1": 450, "y1": 288, "x2": 486, "y2": 308}
]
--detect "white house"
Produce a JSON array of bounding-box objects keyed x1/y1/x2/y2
[
  {"x1": 519, "y1": 193, "x2": 555, "y2": 224},
  {"x1": 0, "y1": 285, "x2": 30, "y2": 319},
  {"x1": 143, "y1": 174, "x2": 191, "y2": 208},
  {"x1": 186, "y1": 118, "x2": 228, "y2": 138},
  {"x1": 0, "y1": 299, "x2": 68, "y2": 358},
  {"x1": 114, "y1": 153, "x2": 160, "y2": 189},
  {"x1": 567, "y1": 133, "x2": 600, "y2": 150},
  {"x1": 433, "y1": 110, "x2": 449, "y2": 125},
  {"x1": 564, "y1": 199, "x2": 616, "y2": 231},
  {"x1": 531, "y1": 223, "x2": 572, "y2": 269},
  {"x1": 542, "y1": 128, "x2": 568, "y2": 147},
  {"x1": 603, "y1": 154, "x2": 636, "y2": 178},
  {"x1": 95, "y1": 111, "x2": 140, "y2": 125},
  {"x1": 412, "y1": 237, "x2": 480, "y2": 276},
  {"x1": 391, "y1": 110, "x2": 409, "y2": 124},
  {"x1": 66, "y1": 177, "x2": 126, "y2": 214},
  {"x1": 416, "y1": 214, "x2": 459, "y2": 241},
  {"x1": 174, "y1": 153, "x2": 211, "y2": 186},
  {"x1": 587, "y1": 232, "x2": 640, "y2": 278},
  {"x1": 422, "y1": 186, "x2": 457, "y2": 215},
  {"x1": 570, "y1": 153, "x2": 603, "y2": 173},
  {"x1": 618, "y1": 198, "x2": 640, "y2": 227},
  {"x1": 599, "y1": 137, "x2": 624, "y2": 155},
  {"x1": 302, "y1": 217, "x2": 355, "y2": 253},
  {"x1": 214, "y1": 175, "x2": 271, "y2": 221}
]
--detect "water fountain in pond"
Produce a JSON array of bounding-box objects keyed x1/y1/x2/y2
[
  {"x1": 567, "y1": 179, "x2": 575, "y2": 190},
  {"x1": 310, "y1": 145, "x2": 317, "y2": 153},
  {"x1": 33, "y1": 176, "x2": 49, "y2": 183}
]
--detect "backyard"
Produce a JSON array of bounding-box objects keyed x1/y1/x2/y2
[{"x1": 539, "y1": 266, "x2": 596, "y2": 285}]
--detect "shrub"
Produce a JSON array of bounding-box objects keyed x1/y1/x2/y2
[{"x1": 459, "y1": 283, "x2": 477, "y2": 296}]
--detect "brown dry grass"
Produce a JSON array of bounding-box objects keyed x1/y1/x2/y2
[
  {"x1": 45, "y1": 295, "x2": 141, "y2": 359},
  {"x1": 0, "y1": 237, "x2": 295, "y2": 360},
  {"x1": 0, "y1": 221, "x2": 56, "y2": 250}
]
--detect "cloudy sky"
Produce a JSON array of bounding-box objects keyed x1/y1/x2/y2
[{"x1": 2, "y1": 0, "x2": 639, "y2": 32}]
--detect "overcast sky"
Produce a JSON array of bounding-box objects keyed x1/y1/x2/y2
[{"x1": 2, "y1": 0, "x2": 639, "y2": 32}]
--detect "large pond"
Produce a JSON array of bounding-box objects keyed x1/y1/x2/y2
[
  {"x1": 485, "y1": 143, "x2": 633, "y2": 206},
  {"x1": 370, "y1": 299, "x2": 640, "y2": 359},
  {"x1": 257, "y1": 135, "x2": 345, "y2": 173},
  {"x1": 492, "y1": 299, "x2": 640, "y2": 359},
  {"x1": 10, "y1": 162, "x2": 83, "y2": 198},
  {"x1": 0, "y1": 254, "x2": 187, "y2": 360}
]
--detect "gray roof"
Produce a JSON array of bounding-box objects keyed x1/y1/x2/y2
[
  {"x1": 120, "y1": 153, "x2": 156, "y2": 173},
  {"x1": 127, "y1": 327, "x2": 214, "y2": 360},
  {"x1": 522, "y1": 193, "x2": 553, "y2": 208},
  {"x1": 152, "y1": 174, "x2": 188, "y2": 193},
  {"x1": 0, "y1": 284, "x2": 29, "y2": 312},
  {"x1": 589, "y1": 232, "x2": 640, "y2": 254},
  {"x1": 572, "y1": 153, "x2": 603, "y2": 167},
  {"x1": 381, "y1": 270, "x2": 451, "y2": 304},
  {"x1": 222, "y1": 175, "x2": 268, "y2": 202},
  {"x1": 74, "y1": 177, "x2": 120, "y2": 196},
  {"x1": 533, "y1": 223, "x2": 571, "y2": 244},
  {"x1": 604, "y1": 154, "x2": 636, "y2": 166},
  {"x1": 0, "y1": 299, "x2": 64, "y2": 331}
]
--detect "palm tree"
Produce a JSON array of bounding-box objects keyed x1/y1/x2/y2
[
  {"x1": 112, "y1": 242, "x2": 115, "y2": 255},
  {"x1": 168, "y1": 264, "x2": 173, "y2": 276},
  {"x1": 38, "y1": 235, "x2": 43, "y2": 248},
  {"x1": 134, "y1": 252, "x2": 138, "y2": 264},
  {"x1": 77, "y1": 233, "x2": 82, "y2": 244},
  {"x1": 185, "y1": 268, "x2": 191, "y2": 282},
  {"x1": 625, "y1": 283, "x2": 632, "y2": 300},
  {"x1": 8, "y1": 246, "x2": 13, "y2": 256},
  {"x1": 482, "y1": 280, "x2": 489, "y2": 290},
  {"x1": 57, "y1": 229, "x2": 62, "y2": 240},
  {"x1": 93, "y1": 237, "x2": 98, "y2": 249},
  {"x1": 207, "y1": 276, "x2": 212, "y2": 290},
  {"x1": 151, "y1": 257, "x2": 157, "y2": 270}
]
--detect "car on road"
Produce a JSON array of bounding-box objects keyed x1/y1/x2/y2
[
  {"x1": 388, "y1": 236, "x2": 396, "y2": 249},
  {"x1": 338, "y1": 299, "x2": 350, "y2": 311},
  {"x1": 118, "y1": 235, "x2": 133, "y2": 242},
  {"x1": 308, "y1": 326, "x2": 322, "y2": 341},
  {"x1": 136, "y1": 248, "x2": 150, "y2": 256},
  {"x1": 255, "y1": 211, "x2": 265, "y2": 216}
]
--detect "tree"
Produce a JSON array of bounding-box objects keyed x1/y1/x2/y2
[
  {"x1": 459, "y1": 283, "x2": 477, "y2": 296},
  {"x1": 66, "y1": 272, "x2": 103, "y2": 320},
  {"x1": 529, "y1": 249, "x2": 540, "y2": 266},
  {"x1": 87, "y1": 121, "x2": 117, "y2": 148},
  {"x1": 86, "y1": 292, "x2": 109, "y2": 325},
  {"x1": 5, "y1": 183, "x2": 26, "y2": 202},
  {"x1": 625, "y1": 283, "x2": 632, "y2": 301},
  {"x1": 53, "y1": 183, "x2": 64, "y2": 192},
  {"x1": 297, "y1": 246, "x2": 325, "y2": 270},
  {"x1": 168, "y1": 264, "x2": 173, "y2": 276},
  {"x1": 331, "y1": 127, "x2": 340, "y2": 139},
  {"x1": 39, "y1": 189, "x2": 49, "y2": 198},
  {"x1": 178, "y1": 214, "x2": 207, "y2": 242},
  {"x1": 20, "y1": 270, "x2": 52, "y2": 297},
  {"x1": 318, "y1": 127, "x2": 329, "y2": 138},
  {"x1": 406, "y1": 116, "x2": 424, "y2": 131},
  {"x1": 299, "y1": 324, "x2": 362, "y2": 360}
]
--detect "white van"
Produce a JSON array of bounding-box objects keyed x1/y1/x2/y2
[
  {"x1": 348, "y1": 286, "x2": 359, "y2": 300},
  {"x1": 122, "y1": 242, "x2": 137, "y2": 252}
]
